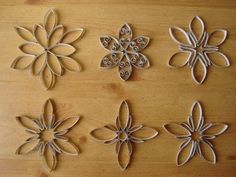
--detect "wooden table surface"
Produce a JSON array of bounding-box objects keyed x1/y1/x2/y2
[{"x1": 0, "y1": 0, "x2": 235, "y2": 177}]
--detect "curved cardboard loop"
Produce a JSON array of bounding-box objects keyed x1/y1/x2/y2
[
  {"x1": 202, "y1": 123, "x2": 228, "y2": 136},
  {"x1": 60, "y1": 28, "x2": 85, "y2": 44},
  {"x1": 201, "y1": 137, "x2": 214, "y2": 148},
  {"x1": 14, "y1": 26, "x2": 35, "y2": 42},
  {"x1": 199, "y1": 122, "x2": 212, "y2": 134},
  {"x1": 42, "y1": 99, "x2": 55, "y2": 128},
  {"x1": 26, "y1": 135, "x2": 40, "y2": 142},
  {"x1": 47, "y1": 52, "x2": 63, "y2": 76},
  {"x1": 38, "y1": 115, "x2": 47, "y2": 130},
  {"x1": 12, "y1": 9, "x2": 84, "y2": 90},
  {"x1": 129, "y1": 124, "x2": 143, "y2": 133},
  {"x1": 176, "y1": 140, "x2": 194, "y2": 166},
  {"x1": 207, "y1": 29, "x2": 227, "y2": 46},
  {"x1": 206, "y1": 52, "x2": 230, "y2": 67},
  {"x1": 180, "y1": 122, "x2": 193, "y2": 132},
  {"x1": 118, "y1": 100, "x2": 130, "y2": 129},
  {"x1": 54, "y1": 139, "x2": 79, "y2": 155},
  {"x1": 11, "y1": 55, "x2": 34, "y2": 70},
  {"x1": 40, "y1": 65, "x2": 55, "y2": 90},
  {"x1": 58, "y1": 55, "x2": 81, "y2": 72},
  {"x1": 100, "y1": 36, "x2": 121, "y2": 52},
  {"x1": 118, "y1": 56, "x2": 132, "y2": 81},
  {"x1": 104, "y1": 124, "x2": 117, "y2": 131},
  {"x1": 119, "y1": 23, "x2": 132, "y2": 48},
  {"x1": 34, "y1": 118, "x2": 45, "y2": 130},
  {"x1": 54, "y1": 130, "x2": 68, "y2": 136},
  {"x1": 179, "y1": 137, "x2": 191, "y2": 149},
  {"x1": 54, "y1": 135, "x2": 69, "y2": 141},
  {"x1": 16, "y1": 116, "x2": 40, "y2": 132},
  {"x1": 104, "y1": 138, "x2": 118, "y2": 145},
  {"x1": 186, "y1": 52, "x2": 197, "y2": 68},
  {"x1": 100, "y1": 24, "x2": 150, "y2": 81},
  {"x1": 189, "y1": 16, "x2": 205, "y2": 42},
  {"x1": 42, "y1": 143, "x2": 58, "y2": 171},
  {"x1": 191, "y1": 58, "x2": 207, "y2": 85},
  {"x1": 198, "y1": 140, "x2": 216, "y2": 164},
  {"x1": 128, "y1": 52, "x2": 150, "y2": 69},
  {"x1": 44, "y1": 9, "x2": 58, "y2": 35},
  {"x1": 90, "y1": 127, "x2": 117, "y2": 142},
  {"x1": 49, "y1": 140, "x2": 62, "y2": 153},
  {"x1": 169, "y1": 27, "x2": 191, "y2": 45},
  {"x1": 33, "y1": 24, "x2": 48, "y2": 48},
  {"x1": 164, "y1": 123, "x2": 190, "y2": 138},
  {"x1": 54, "y1": 116, "x2": 80, "y2": 131},
  {"x1": 130, "y1": 136, "x2": 144, "y2": 144},
  {"x1": 19, "y1": 42, "x2": 43, "y2": 56},
  {"x1": 31, "y1": 53, "x2": 46, "y2": 75},
  {"x1": 168, "y1": 51, "x2": 190, "y2": 68},
  {"x1": 117, "y1": 141, "x2": 131, "y2": 171},
  {"x1": 16, "y1": 139, "x2": 40, "y2": 154},
  {"x1": 190, "y1": 101, "x2": 203, "y2": 131},
  {"x1": 50, "y1": 43, "x2": 76, "y2": 56},
  {"x1": 100, "y1": 53, "x2": 122, "y2": 68},
  {"x1": 130, "y1": 36, "x2": 149, "y2": 51},
  {"x1": 131, "y1": 126, "x2": 158, "y2": 141},
  {"x1": 49, "y1": 25, "x2": 64, "y2": 47}
]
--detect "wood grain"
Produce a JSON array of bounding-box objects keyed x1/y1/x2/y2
[{"x1": 0, "y1": 0, "x2": 235, "y2": 177}]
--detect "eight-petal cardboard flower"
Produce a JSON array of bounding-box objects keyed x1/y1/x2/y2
[
  {"x1": 15, "y1": 99, "x2": 80, "y2": 171},
  {"x1": 11, "y1": 9, "x2": 84, "y2": 90},
  {"x1": 99, "y1": 24, "x2": 150, "y2": 81},
  {"x1": 164, "y1": 101, "x2": 228, "y2": 166},
  {"x1": 168, "y1": 16, "x2": 230, "y2": 84},
  {"x1": 90, "y1": 101, "x2": 158, "y2": 170}
]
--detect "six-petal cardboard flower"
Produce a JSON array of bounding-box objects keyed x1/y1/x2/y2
[
  {"x1": 168, "y1": 16, "x2": 230, "y2": 84},
  {"x1": 100, "y1": 24, "x2": 150, "y2": 81}
]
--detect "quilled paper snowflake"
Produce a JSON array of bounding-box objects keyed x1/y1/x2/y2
[
  {"x1": 168, "y1": 16, "x2": 230, "y2": 84},
  {"x1": 11, "y1": 9, "x2": 84, "y2": 90},
  {"x1": 90, "y1": 101, "x2": 158, "y2": 170},
  {"x1": 15, "y1": 99, "x2": 80, "y2": 171},
  {"x1": 99, "y1": 24, "x2": 150, "y2": 81},
  {"x1": 164, "y1": 101, "x2": 228, "y2": 166}
]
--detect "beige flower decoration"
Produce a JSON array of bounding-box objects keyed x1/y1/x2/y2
[
  {"x1": 100, "y1": 24, "x2": 150, "y2": 81},
  {"x1": 90, "y1": 101, "x2": 158, "y2": 170},
  {"x1": 164, "y1": 101, "x2": 228, "y2": 166},
  {"x1": 168, "y1": 16, "x2": 230, "y2": 84},
  {"x1": 15, "y1": 99, "x2": 80, "y2": 171},
  {"x1": 11, "y1": 9, "x2": 84, "y2": 90}
]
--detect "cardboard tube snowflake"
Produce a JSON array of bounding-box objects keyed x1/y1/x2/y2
[
  {"x1": 15, "y1": 99, "x2": 80, "y2": 171},
  {"x1": 168, "y1": 16, "x2": 230, "y2": 84},
  {"x1": 11, "y1": 9, "x2": 84, "y2": 90},
  {"x1": 164, "y1": 101, "x2": 228, "y2": 166},
  {"x1": 90, "y1": 100, "x2": 158, "y2": 170}
]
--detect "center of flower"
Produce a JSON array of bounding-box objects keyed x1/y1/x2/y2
[
  {"x1": 194, "y1": 44, "x2": 204, "y2": 53},
  {"x1": 44, "y1": 48, "x2": 50, "y2": 53},
  {"x1": 191, "y1": 131, "x2": 201, "y2": 142},
  {"x1": 122, "y1": 49, "x2": 128, "y2": 55},
  {"x1": 118, "y1": 131, "x2": 128, "y2": 141},
  {"x1": 40, "y1": 129, "x2": 55, "y2": 142}
]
